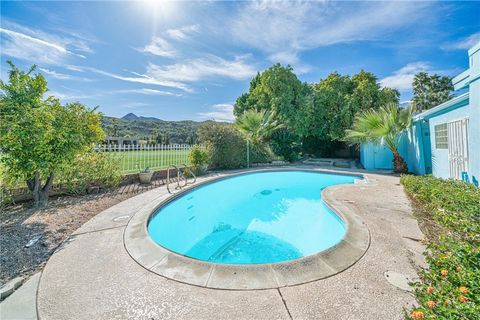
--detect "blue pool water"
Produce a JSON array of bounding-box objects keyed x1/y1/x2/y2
[{"x1": 148, "y1": 171, "x2": 358, "y2": 264}]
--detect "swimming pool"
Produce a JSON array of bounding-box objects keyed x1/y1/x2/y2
[{"x1": 147, "y1": 170, "x2": 359, "y2": 264}]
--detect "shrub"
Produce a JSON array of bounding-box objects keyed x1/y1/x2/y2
[
  {"x1": 401, "y1": 175, "x2": 479, "y2": 319},
  {"x1": 188, "y1": 146, "x2": 210, "y2": 174},
  {"x1": 249, "y1": 143, "x2": 276, "y2": 164},
  {"x1": 270, "y1": 129, "x2": 301, "y2": 162},
  {"x1": 197, "y1": 123, "x2": 247, "y2": 169},
  {"x1": 56, "y1": 152, "x2": 122, "y2": 194}
]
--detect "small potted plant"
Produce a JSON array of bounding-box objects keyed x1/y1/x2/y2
[{"x1": 138, "y1": 166, "x2": 153, "y2": 184}]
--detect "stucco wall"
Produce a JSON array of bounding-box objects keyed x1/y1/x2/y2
[{"x1": 429, "y1": 105, "x2": 473, "y2": 179}]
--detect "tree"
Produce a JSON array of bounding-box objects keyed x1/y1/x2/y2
[
  {"x1": 345, "y1": 103, "x2": 414, "y2": 173},
  {"x1": 412, "y1": 72, "x2": 453, "y2": 112},
  {"x1": 235, "y1": 110, "x2": 283, "y2": 144},
  {"x1": 0, "y1": 62, "x2": 104, "y2": 207},
  {"x1": 233, "y1": 64, "x2": 309, "y2": 126}
]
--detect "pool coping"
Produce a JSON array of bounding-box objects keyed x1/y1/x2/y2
[{"x1": 124, "y1": 167, "x2": 370, "y2": 290}]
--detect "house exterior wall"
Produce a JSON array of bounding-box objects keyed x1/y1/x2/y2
[
  {"x1": 360, "y1": 41, "x2": 479, "y2": 183},
  {"x1": 429, "y1": 104, "x2": 473, "y2": 179},
  {"x1": 466, "y1": 44, "x2": 480, "y2": 184}
]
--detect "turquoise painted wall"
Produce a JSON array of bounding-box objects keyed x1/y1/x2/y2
[{"x1": 360, "y1": 41, "x2": 479, "y2": 183}]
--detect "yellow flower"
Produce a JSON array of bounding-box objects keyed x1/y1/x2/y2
[
  {"x1": 458, "y1": 286, "x2": 468, "y2": 294},
  {"x1": 440, "y1": 269, "x2": 448, "y2": 277},
  {"x1": 411, "y1": 310, "x2": 425, "y2": 320},
  {"x1": 426, "y1": 286, "x2": 434, "y2": 294},
  {"x1": 426, "y1": 300, "x2": 436, "y2": 309},
  {"x1": 458, "y1": 295, "x2": 468, "y2": 303}
]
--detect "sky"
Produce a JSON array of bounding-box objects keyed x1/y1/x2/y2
[{"x1": 1, "y1": 1, "x2": 479, "y2": 122}]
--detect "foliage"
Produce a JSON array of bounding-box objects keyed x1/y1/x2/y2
[
  {"x1": 0, "y1": 61, "x2": 104, "y2": 207},
  {"x1": 412, "y1": 72, "x2": 454, "y2": 112},
  {"x1": 235, "y1": 109, "x2": 283, "y2": 144},
  {"x1": 270, "y1": 129, "x2": 301, "y2": 162},
  {"x1": 249, "y1": 143, "x2": 276, "y2": 164},
  {"x1": 345, "y1": 103, "x2": 413, "y2": 173},
  {"x1": 401, "y1": 175, "x2": 479, "y2": 320},
  {"x1": 302, "y1": 71, "x2": 399, "y2": 143},
  {"x1": 233, "y1": 64, "x2": 308, "y2": 125},
  {"x1": 188, "y1": 145, "x2": 210, "y2": 174},
  {"x1": 56, "y1": 152, "x2": 122, "y2": 194},
  {"x1": 197, "y1": 123, "x2": 247, "y2": 169},
  {"x1": 234, "y1": 66, "x2": 399, "y2": 157}
]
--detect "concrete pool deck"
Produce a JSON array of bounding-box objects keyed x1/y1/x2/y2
[{"x1": 36, "y1": 166, "x2": 426, "y2": 319}]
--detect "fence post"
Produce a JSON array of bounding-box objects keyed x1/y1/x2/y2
[{"x1": 247, "y1": 140, "x2": 250, "y2": 168}]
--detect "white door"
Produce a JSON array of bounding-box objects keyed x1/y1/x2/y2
[{"x1": 447, "y1": 118, "x2": 469, "y2": 179}]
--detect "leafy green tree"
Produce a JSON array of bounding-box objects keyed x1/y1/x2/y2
[
  {"x1": 0, "y1": 62, "x2": 104, "y2": 207},
  {"x1": 412, "y1": 72, "x2": 453, "y2": 112},
  {"x1": 235, "y1": 110, "x2": 283, "y2": 144},
  {"x1": 345, "y1": 103, "x2": 414, "y2": 173},
  {"x1": 233, "y1": 64, "x2": 309, "y2": 125}
]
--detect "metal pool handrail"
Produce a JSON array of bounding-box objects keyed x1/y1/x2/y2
[
  {"x1": 180, "y1": 163, "x2": 196, "y2": 185},
  {"x1": 166, "y1": 165, "x2": 181, "y2": 193}
]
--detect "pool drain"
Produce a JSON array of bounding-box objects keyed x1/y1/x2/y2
[{"x1": 260, "y1": 189, "x2": 272, "y2": 195}]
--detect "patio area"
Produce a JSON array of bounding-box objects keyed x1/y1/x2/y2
[{"x1": 29, "y1": 167, "x2": 426, "y2": 320}]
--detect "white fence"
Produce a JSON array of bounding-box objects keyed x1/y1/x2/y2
[{"x1": 95, "y1": 144, "x2": 204, "y2": 174}]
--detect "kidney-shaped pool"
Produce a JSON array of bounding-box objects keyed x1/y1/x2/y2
[{"x1": 147, "y1": 170, "x2": 359, "y2": 264}]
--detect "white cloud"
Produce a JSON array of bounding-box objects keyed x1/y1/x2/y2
[
  {"x1": 442, "y1": 32, "x2": 480, "y2": 51},
  {"x1": 39, "y1": 67, "x2": 93, "y2": 82},
  {"x1": 165, "y1": 24, "x2": 199, "y2": 41},
  {"x1": 39, "y1": 67, "x2": 74, "y2": 80},
  {"x1": 142, "y1": 37, "x2": 177, "y2": 57},
  {"x1": 115, "y1": 88, "x2": 181, "y2": 96},
  {"x1": 230, "y1": 1, "x2": 433, "y2": 72},
  {"x1": 47, "y1": 90, "x2": 91, "y2": 102},
  {"x1": 379, "y1": 62, "x2": 430, "y2": 91},
  {"x1": 0, "y1": 22, "x2": 93, "y2": 65},
  {"x1": 146, "y1": 54, "x2": 257, "y2": 82},
  {"x1": 198, "y1": 103, "x2": 235, "y2": 122},
  {"x1": 141, "y1": 24, "x2": 200, "y2": 57},
  {"x1": 67, "y1": 65, "x2": 192, "y2": 92}
]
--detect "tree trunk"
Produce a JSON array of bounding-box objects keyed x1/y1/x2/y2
[
  {"x1": 392, "y1": 152, "x2": 408, "y2": 174},
  {"x1": 26, "y1": 172, "x2": 54, "y2": 208}
]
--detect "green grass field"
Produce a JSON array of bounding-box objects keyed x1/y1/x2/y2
[{"x1": 106, "y1": 149, "x2": 192, "y2": 174}]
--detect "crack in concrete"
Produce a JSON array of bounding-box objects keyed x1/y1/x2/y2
[
  {"x1": 72, "y1": 225, "x2": 126, "y2": 237},
  {"x1": 277, "y1": 288, "x2": 293, "y2": 320}
]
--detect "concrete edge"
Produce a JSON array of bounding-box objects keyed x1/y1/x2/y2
[{"x1": 124, "y1": 167, "x2": 371, "y2": 290}]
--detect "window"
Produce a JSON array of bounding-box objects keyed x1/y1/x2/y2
[{"x1": 435, "y1": 123, "x2": 448, "y2": 149}]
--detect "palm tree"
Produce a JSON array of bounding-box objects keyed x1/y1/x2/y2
[
  {"x1": 235, "y1": 109, "x2": 283, "y2": 144},
  {"x1": 345, "y1": 103, "x2": 414, "y2": 173}
]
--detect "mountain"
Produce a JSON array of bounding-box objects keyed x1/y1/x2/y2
[
  {"x1": 121, "y1": 113, "x2": 160, "y2": 121},
  {"x1": 102, "y1": 114, "x2": 225, "y2": 144}
]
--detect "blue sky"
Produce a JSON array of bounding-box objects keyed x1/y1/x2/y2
[{"x1": 1, "y1": 1, "x2": 479, "y2": 121}]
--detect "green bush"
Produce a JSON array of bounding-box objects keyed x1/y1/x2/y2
[
  {"x1": 270, "y1": 129, "x2": 300, "y2": 162},
  {"x1": 56, "y1": 152, "x2": 122, "y2": 194},
  {"x1": 249, "y1": 143, "x2": 276, "y2": 164},
  {"x1": 188, "y1": 146, "x2": 210, "y2": 174},
  {"x1": 197, "y1": 123, "x2": 247, "y2": 169},
  {"x1": 401, "y1": 175, "x2": 479, "y2": 320}
]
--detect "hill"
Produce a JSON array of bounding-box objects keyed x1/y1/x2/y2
[{"x1": 101, "y1": 113, "x2": 223, "y2": 144}]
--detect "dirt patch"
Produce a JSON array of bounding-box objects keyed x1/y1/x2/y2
[
  {"x1": 404, "y1": 194, "x2": 445, "y2": 243},
  {"x1": 0, "y1": 190, "x2": 149, "y2": 286}
]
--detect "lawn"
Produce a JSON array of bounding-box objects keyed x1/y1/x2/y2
[{"x1": 104, "y1": 148, "x2": 192, "y2": 174}]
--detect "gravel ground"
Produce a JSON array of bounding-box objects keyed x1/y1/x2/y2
[{"x1": 0, "y1": 189, "x2": 153, "y2": 286}]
